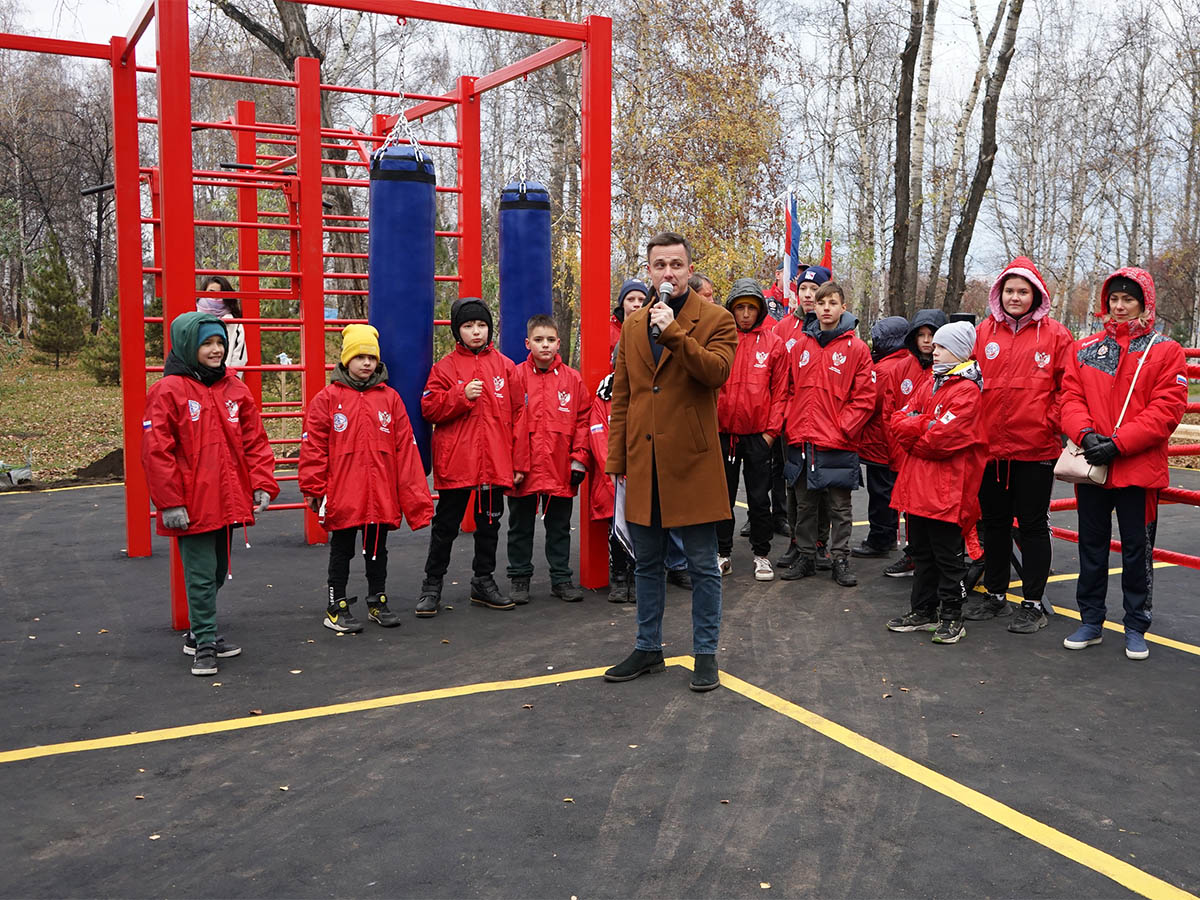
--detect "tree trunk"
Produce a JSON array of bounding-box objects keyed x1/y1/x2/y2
[
  {"x1": 887, "y1": 0, "x2": 923, "y2": 315},
  {"x1": 840, "y1": 0, "x2": 877, "y2": 320},
  {"x1": 943, "y1": 0, "x2": 1025, "y2": 313},
  {"x1": 902, "y1": 0, "x2": 939, "y2": 306}
]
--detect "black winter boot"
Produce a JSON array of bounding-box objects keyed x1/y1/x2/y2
[
  {"x1": 831, "y1": 556, "x2": 858, "y2": 587},
  {"x1": 415, "y1": 578, "x2": 442, "y2": 618},
  {"x1": 603, "y1": 648, "x2": 666, "y2": 682},
  {"x1": 690, "y1": 654, "x2": 720, "y2": 692},
  {"x1": 470, "y1": 575, "x2": 515, "y2": 610}
]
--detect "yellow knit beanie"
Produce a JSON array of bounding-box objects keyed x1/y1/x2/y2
[{"x1": 340, "y1": 323, "x2": 380, "y2": 366}]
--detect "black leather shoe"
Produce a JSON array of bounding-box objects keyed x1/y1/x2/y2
[
  {"x1": 690, "y1": 653, "x2": 720, "y2": 692},
  {"x1": 604, "y1": 649, "x2": 666, "y2": 682},
  {"x1": 415, "y1": 579, "x2": 442, "y2": 617},
  {"x1": 831, "y1": 556, "x2": 858, "y2": 587},
  {"x1": 666, "y1": 568, "x2": 692, "y2": 590},
  {"x1": 850, "y1": 541, "x2": 890, "y2": 558},
  {"x1": 779, "y1": 555, "x2": 816, "y2": 580},
  {"x1": 776, "y1": 541, "x2": 800, "y2": 568},
  {"x1": 470, "y1": 576, "x2": 515, "y2": 610}
]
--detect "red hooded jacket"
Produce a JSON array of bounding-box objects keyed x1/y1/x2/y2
[
  {"x1": 782, "y1": 313, "x2": 876, "y2": 451},
  {"x1": 717, "y1": 316, "x2": 788, "y2": 437},
  {"x1": 299, "y1": 375, "x2": 434, "y2": 532},
  {"x1": 1059, "y1": 267, "x2": 1187, "y2": 490},
  {"x1": 890, "y1": 362, "x2": 987, "y2": 528},
  {"x1": 974, "y1": 257, "x2": 1075, "y2": 461},
  {"x1": 510, "y1": 353, "x2": 589, "y2": 498},
  {"x1": 586, "y1": 378, "x2": 615, "y2": 521},
  {"x1": 420, "y1": 342, "x2": 528, "y2": 490},
  {"x1": 142, "y1": 371, "x2": 278, "y2": 537}
]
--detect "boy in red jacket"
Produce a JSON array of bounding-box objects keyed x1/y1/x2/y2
[
  {"x1": 300, "y1": 324, "x2": 434, "y2": 633},
  {"x1": 417, "y1": 298, "x2": 528, "y2": 616},
  {"x1": 886, "y1": 321, "x2": 986, "y2": 644},
  {"x1": 141, "y1": 312, "x2": 278, "y2": 676},
  {"x1": 779, "y1": 281, "x2": 875, "y2": 586},
  {"x1": 716, "y1": 278, "x2": 788, "y2": 581},
  {"x1": 507, "y1": 314, "x2": 590, "y2": 604}
]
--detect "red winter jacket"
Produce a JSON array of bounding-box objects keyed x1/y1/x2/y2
[
  {"x1": 420, "y1": 343, "x2": 528, "y2": 490},
  {"x1": 974, "y1": 257, "x2": 1075, "y2": 461},
  {"x1": 773, "y1": 311, "x2": 806, "y2": 352},
  {"x1": 511, "y1": 354, "x2": 589, "y2": 498},
  {"x1": 890, "y1": 362, "x2": 987, "y2": 528},
  {"x1": 586, "y1": 380, "x2": 615, "y2": 521},
  {"x1": 859, "y1": 349, "x2": 910, "y2": 466},
  {"x1": 1059, "y1": 268, "x2": 1187, "y2": 490},
  {"x1": 884, "y1": 355, "x2": 932, "y2": 469},
  {"x1": 783, "y1": 313, "x2": 876, "y2": 451},
  {"x1": 717, "y1": 320, "x2": 788, "y2": 437},
  {"x1": 142, "y1": 371, "x2": 278, "y2": 536},
  {"x1": 299, "y1": 375, "x2": 433, "y2": 532}
]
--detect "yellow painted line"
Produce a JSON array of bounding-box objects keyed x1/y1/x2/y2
[
  {"x1": 0, "y1": 664, "x2": 613, "y2": 765},
  {"x1": 0, "y1": 481, "x2": 123, "y2": 496},
  {"x1": 718, "y1": 669, "x2": 1198, "y2": 900}
]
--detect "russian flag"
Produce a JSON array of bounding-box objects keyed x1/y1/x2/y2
[{"x1": 781, "y1": 191, "x2": 800, "y2": 305}]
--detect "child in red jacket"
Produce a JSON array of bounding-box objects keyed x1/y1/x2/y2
[
  {"x1": 141, "y1": 312, "x2": 278, "y2": 676},
  {"x1": 417, "y1": 298, "x2": 528, "y2": 616},
  {"x1": 299, "y1": 324, "x2": 434, "y2": 634},
  {"x1": 779, "y1": 281, "x2": 875, "y2": 586},
  {"x1": 716, "y1": 278, "x2": 788, "y2": 581},
  {"x1": 886, "y1": 321, "x2": 986, "y2": 644},
  {"x1": 507, "y1": 314, "x2": 589, "y2": 604}
]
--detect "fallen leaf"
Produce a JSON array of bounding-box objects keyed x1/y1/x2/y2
[
  {"x1": 882, "y1": 693, "x2": 891, "y2": 699},
  {"x1": 279, "y1": 786, "x2": 289, "y2": 791},
  {"x1": 899, "y1": 687, "x2": 909, "y2": 692},
  {"x1": 978, "y1": 710, "x2": 984, "y2": 715},
  {"x1": 98, "y1": 629, "x2": 108, "y2": 634},
  {"x1": 250, "y1": 709, "x2": 263, "y2": 715},
  {"x1": 212, "y1": 682, "x2": 222, "y2": 687},
  {"x1": 149, "y1": 834, "x2": 161, "y2": 841},
  {"x1": 881, "y1": 677, "x2": 887, "y2": 682},
  {"x1": 950, "y1": 733, "x2": 960, "y2": 738},
  {"x1": 33, "y1": 617, "x2": 39, "y2": 622},
  {"x1": 760, "y1": 883, "x2": 771, "y2": 889},
  {"x1": 978, "y1": 680, "x2": 986, "y2": 684},
  {"x1": 522, "y1": 704, "x2": 533, "y2": 709},
  {"x1": 562, "y1": 797, "x2": 574, "y2": 803},
  {"x1": 73, "y1": 683, "x2": 81, "y2": 688},
  {"x1": 445, "y1": 605, "x2": 454, "y2": 610},
  {"x1": 628, "y1": 744, "x2": 638, "y2": 749},
  {"x1": 720, "y1": 799, "x2": 729, "y2": 804},
  {"x1": 27, "y1": 635, "x2": 35, "y2": 640},
  {"x1": 441, "y1": 639, "x2": 450, "y2": 644},
  {"x1": 289, "y1": 669, "x2": 302, "y2": 674},
  {"x1": 138, "y1": 768, "x2": 145, "y2": 773},
  {"x1": 266, "y1": 584, "x2": 273, "y2": 588},
  {"x1": 134, "y1": 795, "x2": 145, "y2": 800},
  {"x1": 306, "y1": 639, "x2": 315, "y2": 644}
]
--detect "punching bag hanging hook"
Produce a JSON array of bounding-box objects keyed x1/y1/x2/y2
[{"x1": 377, "y1": 30, "x2": 425, "y2": 164}]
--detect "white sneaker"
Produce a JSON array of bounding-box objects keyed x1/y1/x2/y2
[
  {"x1": 754, "y1": 556, "x2": 774, "y2": 582},
  {"x1": 718, "y1": 556, "x2": 732, "y2": 576}
]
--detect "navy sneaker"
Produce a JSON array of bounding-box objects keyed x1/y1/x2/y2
[
  {"x1": 1125, "y1": 629, "x2": 1149, "y2": 660},
  {"x1": 1063, "y1": 624, "x2": 1103, "y2": 650},
  {"x1": 183, "y1": 632, "x2": 241, "y2": 658}
]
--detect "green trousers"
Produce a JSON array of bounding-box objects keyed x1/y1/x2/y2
[
  {"x1": 505, "y1": 494, "x2": 574, "y2": 583},
  {"x1": 176, "y1": 527, "x2": 230, "y2": 645}
]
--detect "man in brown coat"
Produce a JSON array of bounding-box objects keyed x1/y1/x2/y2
[{"x1": 603, "y1": 232, "x2": 738, "y2": 691}]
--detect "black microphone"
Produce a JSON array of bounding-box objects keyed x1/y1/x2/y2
[{"x1": 650, "y1": 282, "x2": 673, "y2": 341}]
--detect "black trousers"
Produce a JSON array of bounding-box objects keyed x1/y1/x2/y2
[
  {"x1": 771, "y1": 439, "x2": 786, "y2": 518},
  {"x1": 1075, "y1": 484, "x2": 1156, "y2": 633},
  {"x1": 716, "y1": 433, "x2": 774, "y2": 557},
  {"x1": 423, "y1": 486, "x2": 505, "y2": 580},
  {"x1": 863, "y1": 461, "x2": 899, "y2": 550},
  {"x1": 978, "y1": 459, "x2": 1054, "y2": 602},
  {"x1": 328, "y1": 524, "x2": 389, "y2": 597},
  {"x1": 506, "y1": 493, "x2": 574, "y2": 583},
  {"x1": 908, "y1": 513, "x2": 967, "y2": 620}
]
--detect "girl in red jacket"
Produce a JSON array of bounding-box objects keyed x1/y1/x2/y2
[
  {"x1": 141, "y1": 312, "x2": 278, "y2": 676},
  {"x1": 299, "y1": 324, "x2": 434, "y2": 634},
  {"x1": 417, "y1": 298, "x2": 528, "y2": 617},
  {"x1": 886, "y1": 321, "x2": 986, "y2": 644},
  {"x1": 1058, "y1": 268, "x2": 1187, "y2": 660}
]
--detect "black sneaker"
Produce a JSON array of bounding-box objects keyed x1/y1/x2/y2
[
  {"x1": 932, "y1": 619, "x2": 966, "y2": 644},
  {"x1": 963, "y1": 592, "x2": 1012, "y2": 620},
  {"x1": 815, "y1": 541, "x2": 832, "y2": 570},
  {"x1": 183, "y1": 632, "x2": 241, "y2": 658},
  {"x1": 831, "y1": 556, "x2": 858, "y2": 586},
  {"x1": 470, "y1": 575, "x2": 515, "y2": 610},
  {"x1": 415, "y1": 579, "x2": 442, "y2": 617},
  {"x1": 850, "y1": 541, "x2": 890, "y2": 558},
  {"x1": 190, "y1": 643, "x2": 219, "y2": 676},
  {"x1": 776, "y1": 541, "x2": 800, "y2": 569},
  {"x1": 887, "y1": 611, "x2": 938, "y2": 632},
  {"x1": 510, "y1": 577, "x2": 531, "y2": 605},
  {"x1": 1008, "y1": 601, "x2": 1048, "y2": 634},
  {"x1": 551, "y1": 581, "x2": 583, "y2": 603},
  {"x1": 367, "y1": 593, "x2": 401, "y2": 627},
  {"x1": 666, "y1": 568, "x2": 692, "y2": 590},
  {"x1": 883, "y1": 554, "x2": 915, "y2": 577},
  {"x1": 603, "y1": 649, "x2": 666, "y2": 682},
  {"x1": 324, "y1": 595, "x2": 364, "y2": 633},
  {"x1": 779, "y1": 555, "x2": 816, "y2": 580},
  {"x1": 690, "y1": 653, "x2": 720, "y2": 692}
]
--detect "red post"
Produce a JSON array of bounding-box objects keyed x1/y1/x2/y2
[
  {"x1": 155, "y1": 0, "x2": 197, "y2": 627},
  {"x1": 236, "y1": 100, "x2": 263, "y2": 405},
  {"x1": 455, "y1": 76, "x2": 482, "y2": 298},
  {"x1": 578, "y1": 15, "x2": 612, "y2": 590},
  {"x1": 295, "y1": 56, "x2": 327, "y2": 545},
  {"x1": 112, "y1": 37, "x2": 151, "y2": 560}
]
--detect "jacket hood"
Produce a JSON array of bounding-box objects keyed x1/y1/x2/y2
[
  {"x1": 331, "y1": 360, "x2": 389, "y2": 391},
  {"x1": 905, "y1": 308, "x2": 947, "y2": 366},
  {"x1": 451, "y1": 297, "x2": 494, "y2": 349},
  {"x1": 1100, "y1": 267, "x2": 1157, "y2": 338},
  {"x1": 988, "y1": 257, "x2": 1051, "y2": 328},
  {"x1": 804, "y1": 310, "x2": 858, "y2": 346},
  {"x1": 164, "y1": 311, "x2": 227, "y2": 385},
  {"x1": 870, "y1": 316, "x2": 909, "y2": 362},
  {"x1": 613, "y1": 279, "x2": 649, "y2": 322},
  {"x1": 725, "y1": 277, "x2": 768, "y2": 328}
]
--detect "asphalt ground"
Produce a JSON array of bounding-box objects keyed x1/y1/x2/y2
[{"x1": 2, "y1": 473, "x2": 1199, "y2": 899}]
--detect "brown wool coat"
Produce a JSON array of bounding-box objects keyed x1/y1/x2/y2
[{"x1": 606, "y1": 288, "x2": 738, "y2": 527}]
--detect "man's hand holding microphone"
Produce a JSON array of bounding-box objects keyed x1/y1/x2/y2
[{"x1": 648, "y1": 280, "x2": 676, "y2": 341}]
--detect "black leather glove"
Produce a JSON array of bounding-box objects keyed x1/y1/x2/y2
[
  {"x1": 1080, "y1": 431, "x2": 1103, "y2": 453},
  {"x1": 1083, "y1": 437, "x2": 1119, "y2": 465},
  {"x1": 570, "y1": 468, "x2": 587, "y2": 488}
]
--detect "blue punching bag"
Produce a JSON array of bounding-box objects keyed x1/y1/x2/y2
[
  {"x1": 368, "y1": 144, "x2": 437, "y2": 472},
  {"x1": 498, "y1": 180, "x2": 552, "y2": 362}
]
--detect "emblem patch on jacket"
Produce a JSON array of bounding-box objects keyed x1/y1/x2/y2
[
  {"x1": 985, "y1": 342, "x2": 1000, "y2": 360},
  {"x1": 798, "y1": 349, "x2": 810, "y2": 368},
  {"x1": 493, "y1": 376, "x2": 505, "y2": 393},
  {"x1": 901, "y1": 378, "x2": 914, "y2": 395},
  {"x1": 378, "y1": 410, "x2": 392, "y2": 433},
  {"x1": 1034, "y1": 351, "x2": 1051, "y2": 368},
  {"x1": 188, "y1": 400, "x2": 201, "y2": 422},
  {"x1": 333, "y1": 413, "x2": 348, "y2": 433},
  {"x1": 558, "y1": 390, "x2": 572, "y2": 410},
  {"x1": 225, "y1": 400, "x2": 239, "y2": 423},
  {"x1": 832, "y1": 352, "x2": 846, "y2": 366},
  {"x1": 754, "y1": 351, "x2": 769, "y2": 368}
]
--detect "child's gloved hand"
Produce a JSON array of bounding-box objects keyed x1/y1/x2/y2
[
  {"x1": 161, "y1": 506, "x2": 189, "y2": 530},
  {"x1": 570, "y1": 468, "x2": 587, "y2": 488},
  {"x1": 254, "y1": 490, "x2": 271, "y2": 513}
]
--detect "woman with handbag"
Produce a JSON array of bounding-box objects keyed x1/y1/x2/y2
[{"x1": 1057, "y1": 268, "x2": 1187, "y2": 660}]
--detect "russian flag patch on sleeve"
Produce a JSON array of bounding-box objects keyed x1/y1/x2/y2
[
  {"x1": 1177, "y1": 374, "x2": 1188, "y2": 386},
  {"x1": 142, "y1": 420, "x2": 152, "y2": 430}
]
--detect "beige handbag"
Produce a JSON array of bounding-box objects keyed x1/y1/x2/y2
[{"x1": 1054, "y1": 334, "x2": 1159, "y2": 486}]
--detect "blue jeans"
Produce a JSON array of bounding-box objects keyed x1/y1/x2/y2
[
  {"x1": 628, "y1": 515, "x2": 722, "y2": 655},
  {"x1": 666, "y1": 529, "x2": 687, "y2": 570}
]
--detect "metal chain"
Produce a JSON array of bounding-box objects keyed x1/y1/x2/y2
[
  {"x1": 378, "y1": 23, "x2": 425, "y2": 160},
  {"x1": 511, "y1": 76, "x2": 532, "y2": 191}
]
